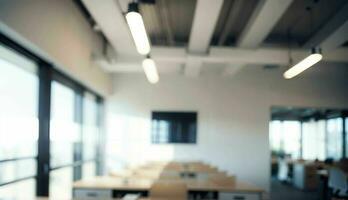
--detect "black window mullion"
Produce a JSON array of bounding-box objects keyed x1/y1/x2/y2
[
  {"x1": 73, "y1": 91, "x2": 83, "y2": 181},
  {"x1": 300, "y1": 120, "x2": 303, "y2": 159},
  {"x1": 342, "y1": 112, "x2": 347, "y2": 158},
  {"x1": 36, "y1": 62, "x2": 52, "y2": 197},
  {"x1": 96, "y1": 97, "x2": 104, "y2": 176}
]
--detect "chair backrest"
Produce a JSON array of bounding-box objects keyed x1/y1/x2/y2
[
  {"x1": 150, "y1": 181, "x2": 187, "y2": 199},
  {"x1": 328, "y1": 167, "x2": 348, "y2": 196}
]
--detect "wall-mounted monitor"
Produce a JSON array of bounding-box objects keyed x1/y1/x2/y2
[{"x1": 151, "y1": 111, "x2": 197, "y2": 144}]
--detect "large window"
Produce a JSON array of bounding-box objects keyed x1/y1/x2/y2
[
  {"x1": 49, "y1": 82, "x2": 102, "y2": 196},
  {"x1": 151, "y1": 111, "x2": 197, "y2": 144},
  {"x1": 50, "y1": 81, "x2": 81, "y2": 168},
  {"x1": 327, "y1": 118, "x2": 343, "y2": 160},
  {"x1": 0, "y1": 44, "x2": 38, "y2": 200},
  {"x1": 0, "y1": 179, "x2": 36, "y2": 200},
  {"x1": 269, "y1": 121, "x2": 301, "y2": 159},
  {"x1": 49, "y1": 81, "x2": 82, "y2": 198},
  {"x1": 49, "y1": 167, "x2": 73, "y2": 199},
  {"x1": 0, "y1": 34, "x2": 104, "y2": 197}
]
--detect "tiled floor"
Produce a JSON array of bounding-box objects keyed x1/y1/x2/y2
[{"x1": 271, "y1": 178, "x2": 319, "y2": 200}]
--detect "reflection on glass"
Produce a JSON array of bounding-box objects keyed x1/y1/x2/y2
[
  {"x1": 0, "y1": 178, "x2": 35, "y2": 200},
  {"x1": 153, "y1": 120, "x2": 169, "y2": 143},
  {"x1": 50, "y1": 81, "x2": 80, "y2": 167},
  {"x1": 49, "y1": 167, "x2": 73, "y2": 199},
  {"x1": 327, "y1": 118, "x2": 343, "y2": 160},
  {"x1": 0, "y1": 45, "x2": 38, "y2": 160}
]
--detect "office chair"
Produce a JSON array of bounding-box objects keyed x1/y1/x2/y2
[
  {"x1": 150, "y1": 180, "x2": 187, "y2": 200},
  {"x1": 328, "y1": 167, "x2": 348, "y2": 197}
]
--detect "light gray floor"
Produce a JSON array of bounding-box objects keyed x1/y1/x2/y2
[{"x1": 271, "y1": 178, "x2": 319, "y2": 200}]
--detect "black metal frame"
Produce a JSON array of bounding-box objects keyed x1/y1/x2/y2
[
  {"x1": 342, "y1": 112, "x2": 347, "y2": 158},
  {"x1": 0, "y1": 31, "x2": 104, "y2": 197},
  {"x1": 37, "y1": 62, "x2": 52, "y2": 196},
  {"x1": 0, "y1": 156, "x2": 36, "y2": 164},
  {"x1": 0, "y1": 176, "x2": 37, "y2": 187}
]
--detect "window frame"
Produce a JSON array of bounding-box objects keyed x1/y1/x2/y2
[
  {"x1": 0, "y1": 32, "x2": 104, "y2": 197},
  {"x1": 0, "y1": 44, "x2": 39, "y2": 192}
]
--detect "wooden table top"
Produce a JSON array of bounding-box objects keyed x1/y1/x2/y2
[{"x1": 73, "y1": 176, "x2": 264, "y2": 193}]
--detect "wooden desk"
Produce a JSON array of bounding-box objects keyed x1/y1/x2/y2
[{"x1": 73, "y1": 176, "x2": 263, "y2": 200}]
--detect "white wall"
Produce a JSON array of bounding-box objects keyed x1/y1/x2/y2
[
  {"x1": 0, "y1": 0, "x2": 112, "y2": 95},
  {"x1": 106, "y1": 63, "x2": 348, "y2": 191}
]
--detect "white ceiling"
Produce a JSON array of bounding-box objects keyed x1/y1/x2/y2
[{"x1": 80, "y1": 0, "x2": 348, "y2": 77}]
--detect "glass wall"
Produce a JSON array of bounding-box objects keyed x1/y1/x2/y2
[
  {"x1": 302, "y1": 120, "x2": 326, "y2": 160},
  {"x1": 327, "y1": 118, "x2": 343, "y2": 160},
  {"x1": 316, "y1": 120, "x2": 326, "y2": 160},
  {"x1": 0, "y1": 45, "x2": 38, "y2": 200},
  {"x1": 282, "y1": 121, "x2": 301, "y2": 159},
  {"x1": 269, "y1": 120, "x2": 301, "y2": 159},
  {"x1": 271, "y1": 116, "x2": 345, "y2": 161}
]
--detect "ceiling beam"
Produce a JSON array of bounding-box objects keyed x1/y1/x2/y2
[
  {"x1": 81, "y1": 0, "x2": 139, "y2": 58},
  {"x1": 304, "y1": 2, "x2": 348, "y2": 51},
  {"x1": 236, "y1": 0, "x2": 293, "y2": 48},
  {"x1": 185, "y1": 0, "x2": 224, "y2": 77},
  {"x1": 158, "y1": 47, "x2": 348, "y2": 64},
  {"x1": 156, "y1": 0, "x2": 175, "y2": 46},
  {"x1": 218, "y1": 0, "x2": 244, "y2": 46},
  {"x1": 222, "y1": 0, "x2": 293, "y2": 76},
  {"x1": 98, "y1": 46, "x2": 348, "y2": 72},
  {"x1": 185, "y1": 55, "x2": 203, "y2": 77},
  {"x1": 222, "y1": 63, "x2": 244, "y2": 77}
]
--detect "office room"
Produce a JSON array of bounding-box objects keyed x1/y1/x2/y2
[{"x1": 0, "y1": 0, "x2": 348, "y2": 200}]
